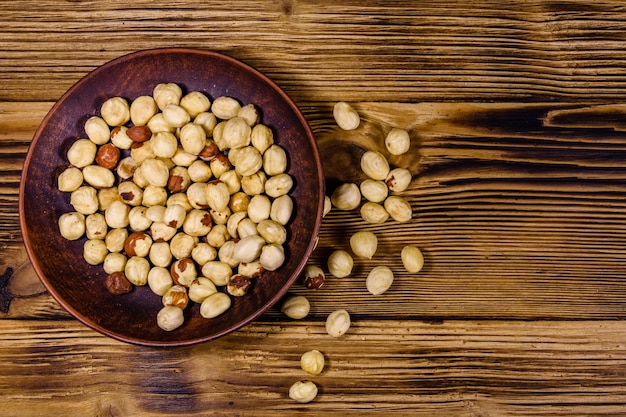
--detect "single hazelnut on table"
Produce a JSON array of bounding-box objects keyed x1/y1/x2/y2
[{"x1": 301, "y1": 265, "x2": 325, "y2": 290}]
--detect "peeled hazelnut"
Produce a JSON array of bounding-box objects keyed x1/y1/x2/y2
[
  {"x1": 192, "y1": 243, "x2": 218, "y2": 266},
  {"x1": 130, "y1": 95, "x2": 158, "y2": 126},
  {"x1": 386, "y1": 167, "x2": 412, "y2": 193},
  {"x1": 150, "y1": 221, "x2": 177, "y2": 242},
  {"x1": 301, "y1": 265, "x2": 325, "y2": 289},
  {"x1": 233, "y1": 146, "x2": 262, "y2": 176},
  {"x1": 103, "y1": 252, "x2": 127, "y2": 275},
  {"x1": 70, "y1": 185, "x2": 99, "y2": 215},
  {"x1": 85, "y1": 213, "x2": 107, "y2": 240},
  {"x1": 151, "y1": 131, "x2": 178, "y2": 158},
  {"x1": 83, "y1": 239, "x2": 108, "y2": 265},
  {"x1": 217, "y1": 240, "x2": 239, "y2": 267},
  {"x1": 130, "y1": 140, "x2": 156, "y2": 165},
  {"x1": 105, "y1": 228, "x2": 128, "y2": 253},
  {"x1": 264, "y1": 173, "x2": 293, "y2": 198},
  {"x1": 180, "y1": 91, "x2": 211, "y2": 118},
  {"x1": 300, "y1": 350, "x2": 325, "y2": 375},
  {"x1": 188, "y1": 277, "x2": 218, "y2": 303},
  {"x1": 384, "y1": 195, "x2": 413, "y2": 222},
  {"x1": 117, "y1": 156, "x2": 138, "y2": 180},
  {"x1": 110, "y1": 126, "x2": 134, "y2": 150},
  {"x1": 241, "y1": 171, "x2": 266, "y2": 196},
  {"x1": 211, "y1": 96, "x2": 241, "y2": 120},
  {"x1": 233, "y1": 235, "x2": 266, "y2": 264},
  {"x1": 101, "y1": 96, "x2": 130, "y2": 126},
  {"x1": 250, "y1": 124, "x2": 274, "y2": 154},
  {"x1": 247, "y1": 194, "x2": 271, "y2": 223},
  {"x1": 188, "y1": 160, "x2": 213, "y2": 183},
  {"x1": 229, "y1": 191, "x2": 250, "y2": 213},
  {"x1": 237, "y1": 260, "x2": 264, "y2": 279},
  {"x1": 209, "y1": 206, "x2": 231, "y2": 226},
  {"x1": 360, "y1": 179, "x2": 388, "y2": 203},
  {"x1": 385, "y1": 127, "x2": 411, "y2": 155},
  {"x1": 289, "y1": 380, "x2": 318, "y2": 404},
  {"x1": 210, "y1": 154, "x2": 232, "y2": 178},
  {"x1": 333, "y1": 101, "x2": 360, "y2": 130},
  {"x1": 325, "y1": 309, "x2": 351, "y2": 337},
  {"x1": 118, "y1": 181, "x2": 143, "y2": 206},
  {"x1": 153, "y1": 83, "x2": 183, "y2": 110},
  {"x1": 360, "y1": 201, "x2": 389, "y2": 224},
  {"x1": 366, "y1": 266, "x2": 394, "y2": 295},
  {"x1": 238, "y1": 103, "x2": 259, "y2": 126},
  {"x1": 163, "y1": 203, "x2": 187, "y2": 229},
  {"x1": 257, "y1": 219, "x2": 287, "y2": 245},
  {"x1": 128, "y1": 205, "x2": 152, "y2": 231},
  {"x1": 124, "y1": 256, "x2": 150, "y2": 286},
  {"x1": 361, "y1": 150, "x2": 390, "y2": 181},
  {"x1": 149, "y1": 241, "x2": 173, "y2": 268},
  {"x1": 162, "y1": 284, "x2": 189, "y2": 309},
  {"x1": 201, "y1": 261, "x2": 232, "y2": 286},
  {"x1": 401, "y1": 245, "x2": 424, "y2": 273},
  {"x1": 262, "y1": 144, "x2": 287, "y2": 176},
  {"x1": 200, "y1": 291, "x2": 232, "y2": 319},
  {"x1": 171, "y1": 146, "x2": 198, "y2": 167},
  {"x1": 182, "y1": 209, "x2": 213, "y2": 236},
  {"x1": 195, "y1": 112, "x2": 218, "y2": 137},
  {"x1": 141, "y1": 158, "x2": 170, "y2": 187},
  {"x1": 147, "y1": 113, "x2": 176, "y2": 134},
  {"x1": 95, "y1": 143, "x2": 121, "y2": 169},
  {"x1": 67, "y1": 138, "x2": 97, "y2": 168},
  {"x1": 259, "y1": 243, "x2": 285, "y2": 271},
  {"x1": 105, "y1": 271, "x2": 133, "y2": 295},
  {"x1": 84, "y1": 116, "x2": 111, "y2": 145},
  {"x1": 163, "y1": 104, "x2": 191, "y2": 128},
  {"x1": 222, "y1": 117, "x2": 252, "y2": 150},
  {"x1": 124, "y1": 231, "x2": 153, "y2": 257},
  {"x1": 142, "y1": 185, "x2": 168, "y2": 207},
  {"x1": 349, "y1": 231, "x2": 378, "y2": 260},
  {"x1": 170, "y1": 232, "x2": 198, "y2": 259},
  {"x1": 327, "y1": 250, "x2": 353, "y2": 278},
  {"x1": 170, "y1": 258, "x2": 197, "y2": 287},
  {"x1": 270, "y1": 195, "x2": 293, "y2": 225},
  {"x1": 205, "y1": 180, "x2": 230, "y2": 211},
  {"x1": 97, "y1": 186, "x2": 120, "y2": 211},
  {"x1": 57, "y1": 167, "x2": 83, "y2": 192},
  {"x1": 147, "y1": 266, "x2": 174, "y2": 296},
  {"x1": 82, "y1": 165, "x2": 115, "y2": 189},
  {"x1": 206, "y1": 224, "x2": 230, "y2": 248},
  {"x1": 280, "y1": 295, "x2": 310, "y2": 319},
  {"x1": 227, "y1": 274, "x2": 253, "y2": 297},
  {"x1": 323, "y1": 195, "x2": 332, "y2": 217},
  {"x1": 237, "y1": 218, "x2": 259, "y2": 239},
  {"x1": 198, "y1": 140, "x2": 219, "y2": 162},
  {"x1": 330, "y1": 183, "x2": 361, "y2": 211},
  {"x1": 180, "y1": 123, "x2": 207, "y2": 155},
  {"x1": 157, "y1": 306, "x2": 184, "y2": 331},
  {"x1": 58, "y1": 212, "x2": 85, "y2": 240}
]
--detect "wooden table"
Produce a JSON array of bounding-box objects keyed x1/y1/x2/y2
[{"x1": 3, "y1": 1, "x2": 626, "y2": 415}]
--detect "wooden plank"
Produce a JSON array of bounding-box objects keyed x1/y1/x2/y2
[
  {"x1": 1, "y1": 318, "x2": 625, "y2": 416},
  {"x1": 3, "y1": 1, "x2": 626, "y2": 102}
]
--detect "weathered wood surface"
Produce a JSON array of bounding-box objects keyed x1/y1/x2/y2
[{"x1": 3, "y1": 0, "x2": 626, "y2": 415}]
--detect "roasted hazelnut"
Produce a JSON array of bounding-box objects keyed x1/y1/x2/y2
[
  {"x1": 85, "y1": 213, "x2": 107, "y2": 240},
  {"x1": 171, "y1": 146, "x2": 198, "y2": 167},
  {"x1": 124, "y1": 231, "x2": 153, "y2": 257},
  {"x1": 186, "y1": 182, "x2": 210, "y2": 209},
  {"x1": 301, "y1": 265, "x2": 325, "y2": 289},
  {"x1": 82, "y1": 165, "x2": 115, "y2": 189},
  {"x1": 257, "y1": 219, "x2": 287, "y2": 245},
  {"x1": 206, "y1": 224, "x2": 230, "y2": 248},
  {"x1": 226, "y1": 274, "x2": 252, "y2": 297},
  {"x1": 70, "y1": 185, "x2": 99, "y2": 215},
  {"x1": 118, "y1": 181, "x2": 143, "y2": 206},
  {"x1": 264, "y1": 173, "x2": 293, "y2": 198},
  {"x1": 229, "y1": 191, "x2": 250, "y2": 213},
  {"x1": 241, "y1": 171, "x2": 266, "y2": 196},
  {"x1": 153, "y1": 83, "x2": 183, "y2": 110},
  {"x1": 179, "y1": 123, "x2": 207, "y2": 155},
  {"x1": 130, "y1": 140, "x2": 156, "y2": 165},
  {"x1": 201, "y1": 261, "x2": 232, "y2": 286},
  {"x1": 149, "y1": 241, "x2": 173, "y2": 268},
  {"x1": 98, "y1": 186, "x2": 120, "y2": 212},
  {"x1": 209, "y1": 154, "x2": 232, "y2": 178},
  {"x1": 102, "y1": 252, "x2": 127, "y2": 275},
  {"x1": 147, "y1": 266, "x2": 174, "y2": 296},
  {"x1": 250, "y1": 123, "x2": 274, "y2": 154},
  {"x1": 166, "y1": 166, "x2": 190, "y2": 194},
  {"x1": 237, "y1": 260, "x2": 264, "y2": 279},
  {"x1": 95, "y1": 143, "x2": 121, "y2": 169},
  {"x1": 188, "y1": 277, "x2": 218, "y2": 303},
  {"x1": 105, "y1": 271, "x2": 133, "y2": 295},
  {"x1": 182, "y1": 209, "x2": 213, "y2": 236}
]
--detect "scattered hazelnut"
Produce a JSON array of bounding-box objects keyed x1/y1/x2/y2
[
  {"x1": 349, "y1": 231, "x2": 378, "y2": 260},
  {"x1": 401, "y1": 245, "x2": 424, "y2": 273},
  {"x1": 301, "y1": 265, "x2": 325, "y2": 289},
  {"x1": 366, "y1": 266, "x2": 394, "y2": 295},
  {"x1": 325, "y1": 309, "x2": 351, "y2": 337},
  {"x1": 105, "y1": 271, "x2": 133, "y2": 295},
  {"x1": 289, "y1": 380, "x2": 318, "y2": 403},
  {"x1": 333, "y1": 101, "x2": 360, "y2": 131},
  {"x1": 300, "y1": 350, "x2": 325, "y2": 375},
  {"x1": 327, "y1": 250, "x2": 353, "y2": 278},
  {"x1": 280, "y1": 295, "x2": 310, "y2": 319}
]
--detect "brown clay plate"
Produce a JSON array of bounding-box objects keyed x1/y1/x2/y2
[{"x1": 19, "y1": 48, "x2": 325, "y2": 346}]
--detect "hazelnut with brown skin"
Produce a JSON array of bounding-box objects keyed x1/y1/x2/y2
[
  {"x1": 227, "y1": 274, "x2": 253, "y2": 297},
  {"x1": 105, "y1": 271, "x2": 133, "y2": 295},
  {"x1": 126, "y1": 125, "x2": 152, "y2": 142},
  {"x1": 95, "y1": 143, "x2": 121, "y2": 169},
  {"x1": 301, "y1": 265, "x2": 325, "y2": 289},
  {"x1": 124, "y1": 231, "x2": 152, "y2": 257}
]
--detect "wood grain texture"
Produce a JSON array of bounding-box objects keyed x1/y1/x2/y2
[
  {"x1": 2, "y1": 318, "x2": 626, "y2": 416},
  {"x1": 3, "y1": 0, "x2": 626, "y2": 414}
]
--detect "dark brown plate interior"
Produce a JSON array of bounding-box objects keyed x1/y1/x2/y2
[{"x1": 19, "y1": 48, "x2": 324, "y2": 346}]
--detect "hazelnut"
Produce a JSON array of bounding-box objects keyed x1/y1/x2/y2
[
  {"x1": 57, "y1": 167, "x2": 84, "y2": 192},
  {"x1": 102, "y1": 252, "x2": 127, "y2": 275},
  {"x1": 182, "y1": 209, "x2": 213, "y2": 237},
  {"x1": 129, "y1": 95, "x2": 158, "y2": 126},
  {"x1": 206, "y1": 224, "x2": 230, "y2": 248},
  {"x1": 289, "y1": 380, "x2": 318, "y2": 404},
  {"x1": 257, "y1": 219, "x2": 287, "y2": 245},
  {"x1": 201, "y1": 261, "x2": 232, "y2": 286},
  {"x1": 349, "y1": 231, "x2": 378, "y2": 260},
  {"x1": 162, "y1": 284, "x2": 189, "y2": 309},
  {"x1": 233, "y1": 235, "x2": 266, "y2": 264},
  {"x1": 147, "y1": 113, "x2": 176, "y2": 134},
  {"x1": 211, "y1": 96, "x2": 241, "y2": 120},
  {"x1": 237, "y1": 260, "x2": 264, "y2": 279},
  {"x1": 330, "y1": 183, "x2": 361, "y2": 211},
  {"x1": 82, "y1": 165, "x2": 116, "y2": 189},
  {"x1": 209, "y1": 154, "x2": 232, "y2": 178},
  {"x1": 366, "y1": 266, "x2": 394, "y2": 295},
  {"x1": 95, "y1": 143, "x2": 121, "y2": 169},
  {"x1": 386, "y1": 167, "x2": 412, "y2": 193},
  {"x1": 110, "y1": 126, "x2": 134, "y2": 150},
  {"x1": 84, "y1": 116, "x2": 111, "y2": 145},
  {"x1": 149, "y1": 241, "x2": 173, "y2": 268},
  {"x1": 188, "y1": 160, "x2": 213, "y2": 183},
  {"x1": 205, "y1": 180, "x2": 230, "y2": 212},
  {"x1": 151, "y1": 131, "x2": 178, "y2": 158},
  {"x1": 118, "y1": 181, "x2": 143, "y2": 206},
  {"x1": 262, "y1": 144, "x2": 287, "y2": 176},
  {"x1": 105, "y1": 271, "x2": 133, "y2": 295},
  {"x1": 259, "y1": 243, "x2": 285, "y2": 271},
  {"x1": 301, "y1": 265, "x2": 325, "y2": 289},
  {"x1": 264, "y1": 173, "x2": 293, "y2": 198},
  {"x1": 58, "y1": 212, "x2": 85, "y2": 240},
  {"x1": 141, "y1": 158, "x2": 170, "y2": 188},
  {"x1": 70, "y1": 185, "x2": 99, "y2": 215},
  {"x1": 163, "y1": 203, "x2": 187, "y2": 229},
  {"x1": 333, "y1": 101, "x2": 360, "y2": 131},
  {"x1": 150, "y1": 221, "x2": 177, "y2": 242},
  {"x1": 105, "y1": 228, "x2": 128, "y2": 252},
  {"x1": 153, "y1": 83, "x2": 183, "y2": 110},
  {"x1": 300, "y1": 350, "x2": 325, "y2": 375},
  {"x1": 179, "y1": 123, "x2": 207, "y2": 155},
  {"x1": 250, "y1": 124, "x2": 274, "y2": 154},
  {"x1": 229, "y1": 192, "x2": 250, "y2": 213},
  {"x1": 233, "y1": 146, "x2": 262, "y2": 176},
  {"x1": 238, "y1": 103, "x2": 259, "y2": 126},
  {"x1": 247, "y1": 194, "x2": 271, "y2": 223},
  {"x1": 101, "y1": 96, "x2": 130, "y2": 126},
  {"x1": 198, "y1": 140, "x2": 219, "y2": 162},
  {"x1": 126, "y1": 125, "x2": 152, "y2": 143},
  {"x1": 401, "y1": 245, "x2": 424, "y2": 273},
  {"x1": 170, "y1": 232, "x2": 198, "y2": 260},
  {"x1": 170, "y1": 258, "x2": 197, "y2": 287},
  {"x1": 147, "y1": 266, "x2": 174, "y2": 296},
  {"x1": 142, "y1": 185, "x2": 168, "y2": 207},
  {"x1": 188, "y1": 277, "x2": 217, "y2": 303},
  {"x1": 384, "y1": 195, "x2": 413, "y2": 222},
  {"x1": 269, "y1": 195, "x2": 293, "y2": 225},
  {"x1": 361, "y1": 150, "x2": 390, "y2": 181},
  {"x1": 200, "y1": 292, "x2": 232, "y2": 319},
  {"x1": 162, "y1": 104, "x2": 191, "y2": 128},
  {"x1": 384, "y1": 127, "x2": 411, "y2": 155},
  {"x1": 327, "y1": 250, "x2": 353, "y2": 278},
  {"x1": 226, "y1": 274, "x2": 252, "y2": 297},
  {"x1": 116, "y1": 156, "x2": 138, "y2": 180},
  {"x1": 280, "y1": 295, "x2": 310, "y2": 319},
  {"x1": 157, "y1": 306, "x2": 184, "y2": 331},
  {"x1": 360, "y1": 201, "x2": 390, "y2": 224},
  {"x1": 83, "y1": 239, "x2": 108, "y2": 265},
  {"x1": 67, "y1": 138, "x2": 97, "y2": 168},
  {"x1": 191, "y1": 243, "x2": 217, "y2": 266},
  {"x1": 360, "y1": 179, "x2": 388, "y2": 203},
  {"x1": 124, "y1": 231, "x2": 153, "y2": 257},
  {"x1": 195, "y1": 112, "x2": 218, "y2": 137},
  {"x1": 241, "y1": 171, "x2": 266, "y2": 196},
  {"x1": 85, "y1": 213, "x2": 107, "y2": 240},
  {"x1": 124, "y1": 256, "x2": 150, "y2": 286},
  {"x1": 180, "y1": 91, "x2": 211, "y2": 118},
  {"x1": 325, "y1": 308, "x2": 351, "y2": 337}
]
